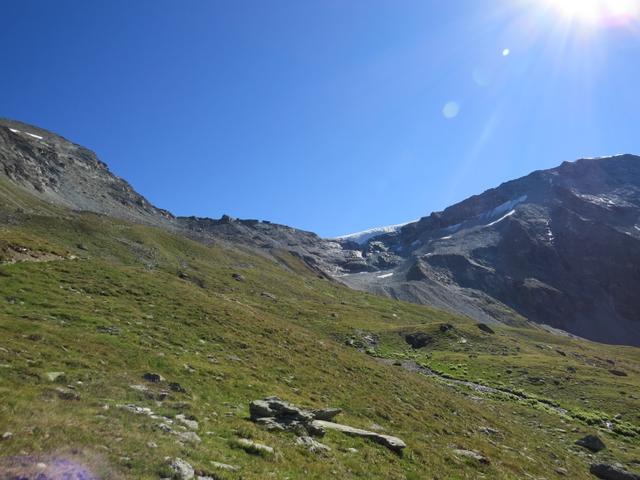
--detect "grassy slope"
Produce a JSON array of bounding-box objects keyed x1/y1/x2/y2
[{"x1": 0, "y1": 181, "x2": 639, "y2": 479}]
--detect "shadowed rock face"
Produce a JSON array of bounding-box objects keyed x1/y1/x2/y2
[{"x1": 2, "y1": 118, "x2": 640, "y2": 345}]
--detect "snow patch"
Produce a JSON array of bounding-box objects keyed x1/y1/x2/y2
[
  {"x1": 635, "y1": 226, "x2": 640, "y2": 232},
  {"x1": 486, "y1": 209, "x2": 516, "y2": 227},
  {"x1": 377, "y1": 272, "x2": 394, "y2": 279},
  {"x1": 8, "y1": 128, "x2": 43, "y2": 140},
  {"x1": 484, "y1": 195, "x2": 527, "y2": 220},
  {"x1": 439, "y1": 235, "x2": 452, "y2": 240},
  {"x1": 545, "y1": 221, "x2": 554, "y2": 243},
  {"x1": 335, "y1": 221, "x2": 415, "y2": 245}
]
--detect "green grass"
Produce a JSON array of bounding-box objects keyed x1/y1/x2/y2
[{"x1": 0, "y1": 181, "x2": 639, "y2": 479}]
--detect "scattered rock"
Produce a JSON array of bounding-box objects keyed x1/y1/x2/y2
[
  {"x1": 210, "y1": 461, "x2": 240, "y2": 472},
  {"x1": 295, "y1": 435, "x2": 331, "y2": 453},
  {"x1": 55, "y1": 387, "x2": 80, "y2": 401},
  {"x1": 404, "y1": 332, "x2": 432, "y2": 349},
  {"x1": 120, "y1": 404, "x2": 154, "y2": 416},
  {"x1": 590, "y1": 463, "x2": 640, "y2": 480},
  {"x1": 175, "y1": 431, "x2": 201, "y2": 444},
  {"x1": 556, "y1": 467, "x2": 568, "y2": 476},
  {"x1": 261, "y1": 292, "x2": 277, "y2": 301},
  {"x1": 232, "y1": 273, "x2": 245, "y2": 282},
  {"x1": 130, "y1": 384, "x2": 149, "y2": 393},
  {"x1": 176, "y1": 414, "x2": 199, "y2": 430},
  {"x1": 146, "y1": 441, "x2": 157, "y2": 449},
  {"x1": 439, "y1": 323, "x2": 454, "y2": 332},
  {"x1": 477, "y1": 323, "x2": 495, "y2": 334},
  {"x1": 2, "y1": 432, "x2": 13, "y2": 441},
  {"x1": 168, "y1": 382, "x2": 187, "y2": 393},
  {"x1": 609, "y1": 370, "x2": 628, "y2": 377},
  {"x1": 44, "y1": 371, "x2": 66, "y2": 382},
  {"x1": 96, "y1": 325, "x2": 120, "y2": 335},
  {"x1": 576, "y1": 434, "x2": 606, "y2": 452},
  {"x1": 142, "y1": 372, "x2": 165, "y2": 383},
  {"x1": 234, "y1": 438, "x2": 274, "y2": 456},
  {"x1": 453, "y1": 448, "x2": 490, "y2": 465},
  {"x1": 345, "y1": 331, "x2": 379, "y2": 350},
  {"x1": 167, "y1": 457, "x2": 194, "y2": 480}
]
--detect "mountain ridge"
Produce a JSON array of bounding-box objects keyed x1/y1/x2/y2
[{"x1": 2, "y1": 117, "x2": 640, "y2": 345}]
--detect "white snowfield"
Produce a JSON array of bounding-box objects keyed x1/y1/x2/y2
[
  {"x1": 9, "y1": 128, "x2": 43, "y2": 140},
  {"x1": 337, "y1": 196, "x2": 527, "y2": 246},
  {"x1": 334, "y1": 220, "x2": 416, "y2": 245},
  {"x1": 376, "y1": 272, "x2": 394, "y2": 279},
  {"x1": 486, "y1": 209, "x2": 516, "y2": 227}
]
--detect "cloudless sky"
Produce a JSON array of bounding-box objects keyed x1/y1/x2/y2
[{"x1": 2, "y1": 0, "x2": 639, "y2": 236}]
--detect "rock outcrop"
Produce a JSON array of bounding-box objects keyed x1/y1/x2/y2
[{"x1": 249, "y1": 397, "x2": 406, "y2": 453}]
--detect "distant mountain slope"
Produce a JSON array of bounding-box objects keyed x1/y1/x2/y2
[
  {"x1": 341, "y1": 154, "x2": 640, "y2": 345},
  {"x1": 334, "y1": 221, "x2": 415, "y2": 245},
  {"x1": 0, "y1": 119, "x2": 361, "y2": 277}
]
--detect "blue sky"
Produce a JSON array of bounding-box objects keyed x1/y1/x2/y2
[{"x1": 2, "y1": 1, "x2": 639, "y2": 237}]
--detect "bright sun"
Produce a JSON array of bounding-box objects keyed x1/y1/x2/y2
[{"x1": 545, "y1": 0, "x2": 639, "y2": 24}]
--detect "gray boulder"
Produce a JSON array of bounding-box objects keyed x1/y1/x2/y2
[
  {"x1": 142, "y1": 372, "x2": 165, "y2": 383},
  {"x1": 312, "y1": 407, "x2": 342, "y2": 421},
  {"x1": 590, "y1": 464, "x2": 640, "y2": 480},
  {"x1": 295, "y1": 435, "x2": 331, "y2": 453},
  {"x1": 167, "y1": 457, "x2": 194, "y2": 480},
  {"x1": 576, "y1": 434, "x2": 606, "y2": 452}
]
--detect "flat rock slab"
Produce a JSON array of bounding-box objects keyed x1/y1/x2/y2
[
  {"x1": 453, "y1": 448, "x2": 490, "y2": 465},
  {"x1": 311, "y1": 420, "x2": 406, "y2": 453},
  {"x1": 235, "y1": 438, "x2": 274, "y2": 455}
]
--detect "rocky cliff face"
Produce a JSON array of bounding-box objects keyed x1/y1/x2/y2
[
  {"x1": 339, "y1": 155, "x2": 640, "y2": 345},
  {"x1": 2, "y1": 118, "x2": 639, "y2": 345},
  {"x1": 0, "y1": 119, "x2": 175, "y2": 226}
]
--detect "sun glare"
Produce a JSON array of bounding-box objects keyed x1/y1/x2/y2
[{"x1": 545, "y1": 0, "x2": 639, "y2": 25}]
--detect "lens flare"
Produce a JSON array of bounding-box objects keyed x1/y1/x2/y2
[{"x1": 544, "y1": 0, "x2": 639, "y2": 25}]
